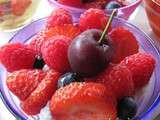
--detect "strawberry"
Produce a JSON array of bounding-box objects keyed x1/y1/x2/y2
[
  {"x1": 120, "y1": 53, "x2": 156, "y2": 89},
  {"x1": 85, "y1": 64, "x2": 135, "y2": 99},
  {"x1": 109, "y1": 27, "x2": 139, "y2": 63},
  {"x1": 21, "y1": 70, "x2": 61, "y2": 115},
  {"x1": 29, "y1": 24, "x2": 81, "y2": 55},
  {"x1": 50, "y1": 82, "x2": 117, "y2": 120},
  {"x1": 11, "y1": 0, "x2": 31, "y2": 16},
  {"x1": 6, "y1": 69, "x2": 45, "y2": 101},
  {"x1": 46, "y1": 8, "x2": 73, "y2": 29}
]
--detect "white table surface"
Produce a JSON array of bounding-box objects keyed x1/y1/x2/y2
[{"x1": 0, "y1": 0, "x2": 160, "y2": 120}]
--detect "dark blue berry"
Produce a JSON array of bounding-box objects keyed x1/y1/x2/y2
[
  {"x1": 106, "y1": 1, "x2": 122, "y2": 9},
  {"x1": 57, "y1": 72, "x2": 82, "y2": 88},
  {"x1": 117, "y1": 97, "x2": 137, "y2": 120},
  {"x1": 33, "y1": 56, "x2": 45, "y2": 69}
]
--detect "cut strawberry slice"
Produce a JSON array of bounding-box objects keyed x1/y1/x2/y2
[
  {"x1": 50, "y1": 82, "x2": 117, "y2": 120},
  {"x1": 7, "y1": 69, "x2": 46, "y2": 101},
  {"x1": 21, "y1": 70, "x2": 61, "y2": 115}
]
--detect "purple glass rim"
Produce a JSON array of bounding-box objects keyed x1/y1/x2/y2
[
  {"x1": 48, "y1": 0, "x2": 142, "y2": 13},
  {"x1": 0, "y1": 17, "x2": 160, "y2": 120},
  {"x1": 0, "y1": 18, "x2": 46, "y2": 120}
]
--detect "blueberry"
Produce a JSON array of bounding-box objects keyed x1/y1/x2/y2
[
  {"x1": 57, "y1": 72, "x2": 82, "y2": 88},
  {"x1": 117, "y1": 97, "x2": 137, "y2": 120},
  {"x1": 106, "y1": 1, "x2": 122, "y2": 9},
  {"x1": 33, "y1": 56, "x2": 45, "y2": 69}
]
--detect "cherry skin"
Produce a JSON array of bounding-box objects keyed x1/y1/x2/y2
[{"x1": 68, "y1": 29, "x2": 113, "y2": 77}]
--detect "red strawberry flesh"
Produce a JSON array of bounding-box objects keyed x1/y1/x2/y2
[
  {"x1": 21, "y1": 70, "x2": 61, "y2": 115},
  {"x1": 50, "y1": 82, "x2": 117, "y2": 120},
  {"x1": 7, "y1": 69, "x2": 46, "y2": 101}
]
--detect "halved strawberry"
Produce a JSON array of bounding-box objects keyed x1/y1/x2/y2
[
  {"x1": 11, "y1": 0, "x2": 31, "y2": 16},
  {"x1": 21, "y1": 70, "x2": 61, "y2": 115},
  {"x1": 29, "y1": 24, "x2": 81, "y2": 55},
  {"x1": 50, "y1": 82, "x2": 117, "y2": 120},
  {"x1": 7, "y1": 69, "x2": 45, "y2": 101}
]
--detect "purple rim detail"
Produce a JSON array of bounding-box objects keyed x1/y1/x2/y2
[
  {"x1": 48, "y1": 0, "x2": 142, "y2": 20},
  {"x1": 0, "y1": 17, "x2": 160, "y2": 120}
]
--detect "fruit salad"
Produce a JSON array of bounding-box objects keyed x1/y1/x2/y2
[
  {"x1": 56, "y1": 0, "x2": 136, "y2": 9},
  {"x1": 0, "y1": 0, "x2": 40, "y2": 30},
  {"x1": 144, "y1": 0, "x2": 160, "y2": 39},
  {"x1": 0, "y1": 8, "x2": 156, "y2": 120}
]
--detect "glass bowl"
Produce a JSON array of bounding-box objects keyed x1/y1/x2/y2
[
  {"x1": 48, "y1": 0, "x2": 142, "y2": 20},
  {"x1": 143, "y1": 0, "x2": 160, "y2": 40},
  {"x1": 0, "y1": 0, "x2": 41, "y2": 31},
  {"x1": 0, "y1": 17, "x2": 160, "y2": 120}
]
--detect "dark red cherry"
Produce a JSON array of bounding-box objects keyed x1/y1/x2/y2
[
  {"x1": 68, "y1": 10, "x2": 117, "y2": 77},
  {"x1": 68, "y1": 29, "x2": 113, "y2": 77}
]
